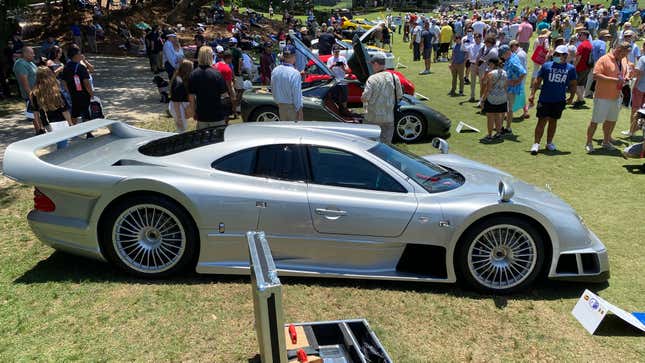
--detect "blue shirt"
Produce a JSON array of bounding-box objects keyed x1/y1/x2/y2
[
  {"x1": 271, "y1": 63, "x2": 302, "y2": 111},
  {"x1": 452, "y1": 43, "x2": 466, "y2": 64},
  {"x1": 537, "y1": 61, "x2": 577, "y2": 103},
  {"x1": 163, "y1": 40, "x2": 184, "y2": 69},
  {"x1": 591, "y1": 39, "x2": 606, "y2": 63},
  {"x1": 503, "y1": 53, "x2": 527, "y2": 94}
]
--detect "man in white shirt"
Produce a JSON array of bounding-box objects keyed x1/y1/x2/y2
[
  {"x1": 411, "y1": 22, "x2": 423, "y2": 61},
  {"x1": 326, "y1": 46, "x2": 350, "y2": 114},
  {"x1": 467, "y1": 33, "x2": 483, "y2": 102},
  {"x1": 472, "y1": 16, "x2": 489, "y2": 36}
]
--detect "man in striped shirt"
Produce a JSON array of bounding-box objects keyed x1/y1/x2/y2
[{"x1": 271, "y1": 46, "x2": 303, "y2": 121}]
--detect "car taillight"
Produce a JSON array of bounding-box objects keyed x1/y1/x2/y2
[{"x1": 34, "y1": 188, "x2": 55, "y2": 212}]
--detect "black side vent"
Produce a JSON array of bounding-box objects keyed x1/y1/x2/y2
[
  {"x1": 112, "y1": 160, "x2": 162, "y2": 167},
  {"x1": 138, "y1": 126, "x2": 226, "y2": 156},
  {"x1": 580, "y1": 253, "x2": 600, "y2": 274},
  {"x1": 396, "y1": 244, "x2": 447, "y2": 279},
  {"x1": 556, "y1": 254, "x2": 578, "y2": 274}
]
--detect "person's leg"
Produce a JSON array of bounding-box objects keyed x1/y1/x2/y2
[
  {"x1": 469, "y1": 66, "x2": 478, "y2": 101},
  {"x1": 164, "y1": 62, "x2": 175, "y2": 80},
  {"x1": 586, "y1": 122, "x2": 598, "y2": 145},
  {"x1": 495, "y1": 112, "x2": 504, "y2": 133},
  {"x1": 603, "y1": 121, "x2": 616, "y2": 144},
  {"x1": 546, "y1": 118, "x2": 558, "y2": 144},
  {"x1": 379, "y1": 122, "x2": 395, "y2": 143},
  {"x1": 486, "y1": 112, "x2": 495, "y2": 136},
  {"x1": 506, "y1": 92, "x2": 516, "y2": 128},
  {"x1": 450, "y1": 66, "x2": 457, "y2": 93},
  {"x1": 457, "y1": 63, "x2": 465, "y2": 94},
  {"x1": 534, "y1": 118, "x2": 547, "y2": 143}
]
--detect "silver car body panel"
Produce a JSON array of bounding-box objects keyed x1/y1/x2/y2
[{"x1": 2, "y1": 119, "x2": 609, "y2": 283}]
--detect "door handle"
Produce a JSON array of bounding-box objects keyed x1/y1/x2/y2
[{"x1": 315, "y1": 208, "x2": 348, "y2": 216}]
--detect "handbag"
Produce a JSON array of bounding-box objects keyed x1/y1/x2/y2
[{"x1": 531, "y1": 44, "x2": 548, "y2": 65}]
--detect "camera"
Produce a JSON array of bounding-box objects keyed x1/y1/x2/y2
[{"x1": 336, "y1": 61, "x2": 343, "y2": 67}]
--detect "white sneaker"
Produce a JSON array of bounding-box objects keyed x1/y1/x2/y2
[
  {"x1": 530, "y1": 143, "x2": 539, "y2": 155},
  {"x1": 585, "y1": 143, "x2": 594, "y2": 153},
  {"x1": 621, "y1": 130, "x2": 634, "y2": 136},
  {"x1": 546, "y1": 143, "x2": 557, "y2": 151}
]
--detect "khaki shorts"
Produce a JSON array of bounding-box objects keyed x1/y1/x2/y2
[
  {"x1": 278, "y1": 103, "x2": 297, "y2": 121},
  {"x1": 592, "y1": 98, "x2": 621, "y2": 123}
]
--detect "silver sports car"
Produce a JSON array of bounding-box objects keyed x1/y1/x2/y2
[{"x1": 3, "y1": 119, "x2": 609, "y2": 293}]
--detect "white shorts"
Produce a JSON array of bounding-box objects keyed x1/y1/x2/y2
[{"x1": 591, "y1": 98, "x2": 621, "y2": 123}]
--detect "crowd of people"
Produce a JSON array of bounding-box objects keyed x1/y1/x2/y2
[
  {"x1": 3, "y1": 1, "x2": 645, "y2": 155},
  {"x1": 396, "y1": 1, "x2": 644, "y2": 153}
]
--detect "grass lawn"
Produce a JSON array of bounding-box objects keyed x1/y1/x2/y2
[{"x1": 1, "y1": 9, "x2": 645, "y2": 363}]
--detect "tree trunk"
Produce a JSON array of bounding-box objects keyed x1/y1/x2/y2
[{"x1": 167, "y1": 0, "x2": 191, "y2": 23}]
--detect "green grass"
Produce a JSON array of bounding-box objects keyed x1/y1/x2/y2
[{"x1": 1, "y1": 9, "x2": 645, "y2": 362}]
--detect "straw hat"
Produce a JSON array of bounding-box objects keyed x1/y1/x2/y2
[{"x1": 538, "y1": 29, "x2": 551, "y2": 38}]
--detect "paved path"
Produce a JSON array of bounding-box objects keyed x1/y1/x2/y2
[{"x1": 0, "y1": 55, "x2": 164, "y2": 174}]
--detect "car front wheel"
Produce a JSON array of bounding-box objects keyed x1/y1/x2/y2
[
  {"x1": 395, "y1": 111, "x2": 426, "y2": 143},
  {"x1": 100, "y1": 195, "x2": 198, "y2": 278},
  {"x1": 456, "y1": 216, "x2": 545, "y2": 294}
]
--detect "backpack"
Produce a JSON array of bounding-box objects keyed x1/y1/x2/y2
[{"x1": 88, "y1": 96, "x2": 105, "y2": 120}]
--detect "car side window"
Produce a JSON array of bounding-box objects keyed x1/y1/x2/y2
[
  {"x1": 212, "y1": 144, "x2": 306, "y2": 182},
  {"x1": 307, "y1": 146, "x2": 406, "y2": 193}
]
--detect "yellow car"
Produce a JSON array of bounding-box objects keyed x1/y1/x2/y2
[{"x1": 340, "y1": 17, "x2": 376, "y2": 30}]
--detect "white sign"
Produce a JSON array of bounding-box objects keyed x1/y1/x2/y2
[{"x1": 572, "y1": 289, "x2": 645, "y2": 335}]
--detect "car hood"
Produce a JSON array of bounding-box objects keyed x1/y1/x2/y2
[
  {"x1": 290, "y1": 32, "x2": 333, "y2": 77},
  {"x1": 424, "y1": 154, "x2": 574, "y2": 212}
]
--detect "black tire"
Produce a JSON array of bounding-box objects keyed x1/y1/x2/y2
[
  {"x1": 99, "y1": 194, "x2": 199, "y2": 278},
  {"x1": 249, "y1": 106, "x2": 280, "y2": 122},
  {"x1": 455, "y1": 216, "x2": 545, "y2": 294},
  {"x1": 394, "y1": 111, "x2": 427, "y2": 143}
]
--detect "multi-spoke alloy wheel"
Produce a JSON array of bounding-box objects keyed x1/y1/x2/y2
[
  {"x1": 468, "y1": 224, "x2": 537, "y2": 290},
  {"x1": 251, "y1": 107, "x2": 280, "y2": 122},
  {"x1": 101, "y1": 195, "x2": 197, "y2": 277},
  {"x1": 113, "y1": 204, "x2": 186, "y2": 273},
  {"x1": 396, "y1": 112, "x2": 426, "y2": 143},
  {"x1": 457, "y1": 217, "x2": 544, "y2": 293}
]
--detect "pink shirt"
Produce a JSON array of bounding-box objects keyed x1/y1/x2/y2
[{"x1": 517, "y1": 22, "x2": 533, "y2": 43}]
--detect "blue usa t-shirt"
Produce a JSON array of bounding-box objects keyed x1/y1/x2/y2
[{"x1": 538, "y1": 61, "x2": 577, "y2": 103}]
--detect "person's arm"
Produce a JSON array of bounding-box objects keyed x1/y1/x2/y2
[
  {"x1": 63, "y1": 110, "x2": 74, "y2": 126},
  {"x1": 188, "y1": 94, "x2": 196, "y2": 119},
  {"x1": 292, "y1": 71, "x2": 302, "y2": 113},
  {"x1": 528, "y1": 76, "x2": 543, "y2": 106},
  {"x1": 361, "y1": 77, "x2": 372, "y2": 104},
  {"x1": 567, "y1": 78, "x2": 577, "y2": 104},
  {"x1": 593, "y1": 61, "x2": 617, "y2": 82},
  {"x1": 82, "y1": 56, "x2": 94, "y2": 73},
  {"x1": 226, "y1": 80, "x2": 235, "y2": 113},
  {"x1": 17, "y1": 74, "x2": 31, "y2": 96}
]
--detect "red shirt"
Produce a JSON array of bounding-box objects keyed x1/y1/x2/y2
[
  {"x1": 576, "y1": 39, "x2": 592, "y2": 72},
  {"x1": 213, "y1": 62, "x2": 233, "y2": 82}
]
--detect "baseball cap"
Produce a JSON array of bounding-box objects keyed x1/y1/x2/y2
[
  {"x1": 229, "y1": 37, "x2": 238, "y2": 43},
  {"x1": 282, "y1": 45, "x2": 296, "y2": 56},
  {"x1": 215, "y1": 45, "x2": 224, "y2": 53},
  {"x1": 498, "y1": 44, "x2": 510, "y2": 55},
  {"x1": 555, "y1": 45, "x2": 569, "y2": 54},
  {"x1": 166, "y1": 33, "x2": 177, "y2": 38},
  {"x1": 370, "y1": 54, "x2": 386, "y2": 65}
]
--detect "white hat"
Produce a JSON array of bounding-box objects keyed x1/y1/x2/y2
[
  {"x1": 166, "y1": 33, "x2": 177, "y2": 37},
  {"x1": 555, "y1": 45, "x2": 569, "y2": 54},
  {"x1": 229, "y1": 37, "x2": 238, "y2": 43},
  {"x1": 215, "y1": 45, "x2": 224, "y2": 53}
]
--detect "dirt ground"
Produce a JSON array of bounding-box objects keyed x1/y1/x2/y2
[{"x1": 0, "y1": 54, "x2": 168, "y2": 173}]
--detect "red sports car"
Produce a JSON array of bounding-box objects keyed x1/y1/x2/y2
[{"x1": 305, "y1": 55, "x2": 415, "y2": 105}]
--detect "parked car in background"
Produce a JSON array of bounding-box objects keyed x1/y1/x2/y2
[{"x1": 242, "y1": 35, "x2": 451, "y2": 142}]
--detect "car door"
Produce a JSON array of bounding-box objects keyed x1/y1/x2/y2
[
  {"x1": 305, "y1": 145, "x2": 418, "y2": 238},
  {"x1": 251, "y1": 144, "x2": 316, "y2": 266}
]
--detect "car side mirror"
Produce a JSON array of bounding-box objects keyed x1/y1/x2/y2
[{"x1": 431, "y1": 138, "x2": 449, "y2": 154}]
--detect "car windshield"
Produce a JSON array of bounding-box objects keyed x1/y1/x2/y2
[{"x1": 368, "y1": 143, "x2": 464, "y2": 193}]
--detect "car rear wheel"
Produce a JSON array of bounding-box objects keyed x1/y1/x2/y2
[
  {"x1": 395, "y1": 111, "x2": 426, "y2": 143},
  {"x1": 100, "y1": 195, "x2": 198, "y2": 278},
  {"x1": 456, "y1": 216, "x2": 545, "y2": 294},
  {"x1": 250, "y1": 106, "x2": 280, "y2": 122}
]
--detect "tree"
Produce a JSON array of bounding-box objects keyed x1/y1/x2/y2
[{"x1": 0, "y1": 0, "x2": 28, "y2": 46}]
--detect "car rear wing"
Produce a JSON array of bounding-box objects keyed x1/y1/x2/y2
[
  {"x1": 2, "y1": 119, "x2": 169, "y2": 194},
  {"x1": 251, "y1": 121, "x2": 381, "y2": 141}
]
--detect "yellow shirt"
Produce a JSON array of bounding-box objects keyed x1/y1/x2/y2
[
  {"x1": 629, "y1": 14, "x2": 642, "y2": 28},
  {"x1": 440, "y1": 25, "x2": 453, "y2": 43}
]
